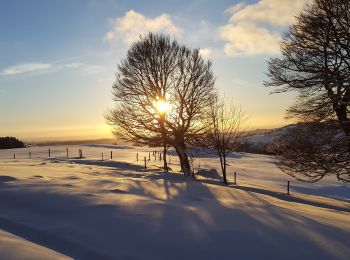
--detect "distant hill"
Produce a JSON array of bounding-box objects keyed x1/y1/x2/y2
[
  {"x1": 31, "y1": 138, "x2": 118, "y2": 147},
  {"x1": 237, "y1": 125, "x2": 295, "y2": 154}
]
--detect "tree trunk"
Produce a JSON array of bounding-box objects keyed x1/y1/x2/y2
[
  {"x1": 335, "y1": 105, "x2": 350, "y2": 153},
  {"x1": 163, "y1": 144, "x2": 169, "y2": 173},
  {"x1": 219, "y1": 155, "x2": 227, "y2": 184},
  {"x1": 159, "y1": 115, "x2": 169, "y2": 173},
  {"x1": 174, "y1": 141, "x2": 191, "y2": 176},
  {"x1": 223, "y1": 156, "x2": 227, "y2": 184}
]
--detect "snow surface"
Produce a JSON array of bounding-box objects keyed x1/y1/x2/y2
[
  {"x1": 245, "y1": 125, "x2": 292, "y2": 145},
  {"x1": 0, "y1": 145, "x2": 349, "y2": 259},
  {"x1": 0, "y1": 229, "x2": 70, "y2": 260}
]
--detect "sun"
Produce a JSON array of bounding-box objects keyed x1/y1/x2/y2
[{"x1": 155, "y1": 100, "x2": 171, "y2": 113}]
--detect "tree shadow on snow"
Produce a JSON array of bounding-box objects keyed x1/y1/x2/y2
[
  {"x1": 197, "y1": 175, "x2": 350, "y2": 214},
  {"x1": 228, "y1": 184, "x2": 350, "y2": 213},
  {"x1": 50, "y1": 158, "x2": 145, "y2": 172},
  {"x1": 0, "y1": 164, "x2": 350, "y2": 259},
  {"x1": 116, "y1": 171, "x2": 350, "y2": 259}
]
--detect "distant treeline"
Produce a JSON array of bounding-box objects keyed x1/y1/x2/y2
[{"x1": 0, "y1": 137, "x2": 25, "y2": 149}]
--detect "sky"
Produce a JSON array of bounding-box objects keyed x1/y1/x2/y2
[{"x1": 0, "y1": 0, "x2": 306, "y2": 141}]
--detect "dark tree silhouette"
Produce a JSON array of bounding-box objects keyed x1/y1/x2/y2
[
  {"x1": 106, "y1": 33, "x2": 216, "y2": 176},
  {"x1": 0, "y1": 137, "x2": 25, "y2": 149},
  {"x1": 265, "y1": 0, "x2": 350, "y2": 182}
]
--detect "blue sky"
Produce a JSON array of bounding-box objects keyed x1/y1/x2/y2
[{"x1": 0, "y1": 0, "x2": 306, "y2": 141}]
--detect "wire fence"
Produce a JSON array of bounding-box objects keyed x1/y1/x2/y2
[{"x1": 1, "y1": 146, "x2": 342, "y2": 199}]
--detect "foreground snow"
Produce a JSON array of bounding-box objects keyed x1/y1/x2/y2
[
  {"x1": 0, "y1": 229, "x2": 70, "y2": 259},
  {"x1": 0, "y1": 145, "x2": 349, "y2": 259}
]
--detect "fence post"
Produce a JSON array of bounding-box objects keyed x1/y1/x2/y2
[
  {"x1": 110, "y1": 151, "x2": 113, "y2": 160},
  {"x1": 287, "y1": 181, "x2": 290, "y2": 195},
  {"x1": 29, "y1": 152, "x2": 31, "y2": 159},
  {"x1": 66, "y1": 148, "x2": 69, "y2": 158},
  {"x1": 144, "y1": 157, "x2": 147, "y2": 170},
  {"x1": 101, "y1": 153, "x2": 104, "y2": 161},
  {"x1": 136, "y1": 153, "x2": 138, "y2": 161},
  {"x1": 149, "y1": 152, "x2": 151, "y2": 161},
  {"x1": 48, "y1": 148, "x2": 51, "y2": 158},
  {"x1": 13, "y1": 154, "x2": 15, "y2": 160},
  {"x1": 234, "y1": 172, "x2": 237, "y2": 185}
]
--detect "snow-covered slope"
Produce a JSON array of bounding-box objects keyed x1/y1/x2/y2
[
  {"x1": 245, "y1": 125, "x2": 294, "y2": 145},
  {"x1": 0, "y1": 145, "x2": 349, "y2": 259}
]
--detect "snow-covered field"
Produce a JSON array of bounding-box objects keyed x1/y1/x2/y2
[{"x1": 0, "y1": 145, "x2": 349, "y2": 259}]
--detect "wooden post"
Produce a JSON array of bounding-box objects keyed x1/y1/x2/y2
[
  {"x1": 29, "y1": 152, "x2": 31, "y2": 159},
  {"x1": 149, "y1": 152, "x2": 151, "y2": 161},
  {"x1": 80, "y1": 149, "x2": 83, "y2": 158},
  {"x1": 144, "y1": 157, "x2": 147, "y2": 170},
  {"x1": 102, "y1": 153, "x2": 104, "y2": 161},
  {"x1": 136, "y1": 153, "x2": 138, "y2": 161},
  {"x1": 234, "y1": 172, "x2": 237, "y2": 185},
  {"x1": 287, "y1": 181, "x2": 290, "y2": 195},
  {"x1": 160, "y1": 152, "x2": 162, "y2": 161},
  {"x1": 13, "y1": 154, "x2": 15, "y2": 160},
  {"x1": 48, "y1": 148, "x2": 51, "y2": 158},
  {"x1": 110, "y1": 151, "x2": 113, "y2": 159},
  {"x1": 66, "y1": 148, "x2": 69, "y2": 158}
]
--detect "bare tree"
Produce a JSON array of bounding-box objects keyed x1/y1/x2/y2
[
  {"x1": 106, "y1": 33, "x2": 216, "y2": 176},
  {"x1": 264, "y1": 0, "x2": 350, "y2": 182},
  {"x1": 205, "y1": 98, "x2": 246, "y2": 184}
]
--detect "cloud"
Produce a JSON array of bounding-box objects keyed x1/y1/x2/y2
[
  {"x1": 0, "y1": 62, "x2": 105, "y2": 78},
  {"x1": 220, "y1": 23, "x2": 281, "y2": 56},
  {"x1": 80, "y1": 65, "x2": 106, "y2": 75},
  {"x1": 199, "y1": 48, "x2": 213, "y2": 58},
  {"x1": 224, "y1": 3, "x2": 245, "y2": 14},
  {"x1": 63, "y1": 63, "x2": 83, "y2": 68},
  {"x1": 220, "y1": 0, "x2": 306, "y2": 56},
  {"x1": 0, "y1": 63, "x2": 52, "y2": 76},
  {"x1": 229, "y1": 0, "x2": 306, "y2": 26},
  {"x1": 105, "y1": 10, "x2": 181, "y2": 45}
]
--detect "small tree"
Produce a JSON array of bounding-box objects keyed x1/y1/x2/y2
[
  {"x1": 106, "y1": 33, "x2": 216, "y2": 176},
  {"x1": 206, "y1": 98, "x2": 246, "y2": 184}
]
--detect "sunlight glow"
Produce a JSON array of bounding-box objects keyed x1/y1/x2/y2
[{"x1": 155, "y1": 100, "x2": 171, "y2": 114}]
